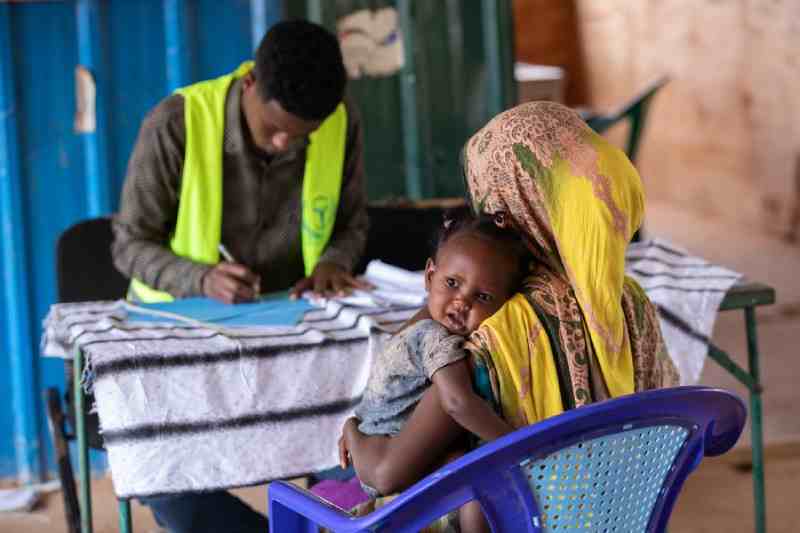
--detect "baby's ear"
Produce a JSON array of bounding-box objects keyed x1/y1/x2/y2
[
  {"x1": 242, "y1": 70, "x2": 256, "y2": 89},
  {"x1": 424, "y1": 258, "x2": 436, "y2": 291}
]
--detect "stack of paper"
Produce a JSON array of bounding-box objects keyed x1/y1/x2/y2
[{"x1": 314, "y1": 260, "x2": 427, "y2": 307}]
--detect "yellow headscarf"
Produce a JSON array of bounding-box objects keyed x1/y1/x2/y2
[{"x1": 463, "y1": 102, "x2": 678, "y2": 427}]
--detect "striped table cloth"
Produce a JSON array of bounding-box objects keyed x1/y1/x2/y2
[
  {"x1": 625, "y1": 238, "x2": 742, "y2": 384},
  {"x1": 41, "y1": 239, "x2": 740, "y2": 497}
]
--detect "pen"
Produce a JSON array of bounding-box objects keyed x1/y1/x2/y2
[
  {"x1": 218, "y1": 243, "x2": 261, "y2": 296},
  {"x1": 218, "y1": 243, "x2": 236, "y2": 263}
]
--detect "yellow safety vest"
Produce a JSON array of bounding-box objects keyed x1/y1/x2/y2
[{"x1": 129, "y1": 62, "x2": 347, "y2": 302}]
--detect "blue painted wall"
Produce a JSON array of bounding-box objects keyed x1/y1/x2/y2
[{"x1": 0, "y1": 0, "x2": 282, "y2": 481}]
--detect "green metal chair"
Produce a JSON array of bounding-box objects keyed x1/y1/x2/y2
[{"x1": 582, "y1": 76, "x2": 669, "y2": 164}]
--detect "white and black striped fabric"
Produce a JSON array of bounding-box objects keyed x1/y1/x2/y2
[
  {"x1": 626, "y1": 238, "x2": 742, "y2": 384},
  {"x1": 43, "y1": 299, "x2": 417, "y2": 498},
  {"x1": 41, "y1": 239, "x2": 740, "y2": 498}
]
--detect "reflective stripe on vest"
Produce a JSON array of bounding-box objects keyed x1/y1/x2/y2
[{"x1": 129, "y1": 61, "x2": 347, "y2": 302}]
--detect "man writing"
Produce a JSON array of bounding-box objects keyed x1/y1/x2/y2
[
  {"x1": 113, "y1": 20, "x2": 369, "y2": 307},
  {"x1": 111, "y1": 20, "x2": 368, "y2": 532}
]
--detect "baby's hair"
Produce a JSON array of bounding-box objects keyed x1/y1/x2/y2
[{"x1": 432, "y1": 208, "x2": 530, "y2": 290}]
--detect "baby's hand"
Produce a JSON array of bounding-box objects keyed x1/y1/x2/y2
[
  {"x1": 338, "y1": 433, "x2": 351, "y2": 468},
  {"x1": 338, "y1": 417, "x2": 360, "y2": 468}
]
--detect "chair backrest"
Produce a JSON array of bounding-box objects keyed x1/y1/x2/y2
[
  {"x1": 56, "y1": 217, "x2": 129, "y2": 303},
  {"x1": 56, "y1": 217, "x2": 130, "y2": 449},
  {"x1": 585, "y1": 77, "x2": 669, "y2": 164},
  {"x1": 269, "y1": 386, "x2": 745, "y2": 532},
  {"x1": 357, "y1": 202, "x2": 470, "y2": 273}
]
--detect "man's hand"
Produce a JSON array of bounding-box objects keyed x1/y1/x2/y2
[
  {"x1": 202, "y1": 262, "x2": 261, "y2": 304},
  {"x1": 289, "y1": 261, "x2": 373, "y2": 299}
]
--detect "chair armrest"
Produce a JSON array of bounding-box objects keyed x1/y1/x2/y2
[
  {"x1": 269, "y1": 476, "x2": 481, "y2": 532},
  {"x1": 701, "y1": 390, "x2": 748, "y2": 456},
  {"x1": 268, "y1": 481, "x2": 358, "y2": 532}
]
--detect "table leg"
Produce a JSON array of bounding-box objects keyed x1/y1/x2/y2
[
  {"x1": 74, "y1": 348, "x2": 93, "y2": 533},
  {"x1": 118, "y1": 498, "x2": 132, "y2": 532},
  {"x1": 706, "y1": 316, "x2": 766, "y2": 533},
  {"x1": 745, "y1": 307, "x2": 766, "y2": 533}
]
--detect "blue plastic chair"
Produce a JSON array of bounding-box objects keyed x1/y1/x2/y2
[{"x1": 268, "y1": 386, "x2": 745, "y2": 532}]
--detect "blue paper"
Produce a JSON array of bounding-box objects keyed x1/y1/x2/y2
[{"x1": 127, "y1": 291, "x2": 314, "y2": 327}]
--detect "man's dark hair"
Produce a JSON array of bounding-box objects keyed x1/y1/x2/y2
[{"x1": 254, "y1": 20, "x2": 346, "y2": 121}]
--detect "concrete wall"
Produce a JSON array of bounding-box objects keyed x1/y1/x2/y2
[{"x1": 514, "y1": 0, "x2": 800, "y2": 240}]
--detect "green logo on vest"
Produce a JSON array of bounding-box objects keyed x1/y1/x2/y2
[{"x1": 303, "y1": 194, "x2": 331, "y2": 240}]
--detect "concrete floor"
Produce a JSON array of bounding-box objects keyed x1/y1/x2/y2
[{"x1": 2, "y1": 200, "x2": 798, "y2": 532}]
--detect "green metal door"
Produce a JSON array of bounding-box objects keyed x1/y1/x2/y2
[{"x1": 292, "y1": 0, "x2": 515, "y2": 201}]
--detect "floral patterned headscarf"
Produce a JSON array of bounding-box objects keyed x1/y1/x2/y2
[{"x1": 463, "y1": 102, "x2": 678, "y2": 427}]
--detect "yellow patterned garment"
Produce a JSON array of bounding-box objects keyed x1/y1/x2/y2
[{"x1": 462, "y1": 102, "x2": 679, "y2": 428}]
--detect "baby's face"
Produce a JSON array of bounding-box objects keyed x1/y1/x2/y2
[{"x1": 425, "y1": 233, "x2": 517, "y2": 336}]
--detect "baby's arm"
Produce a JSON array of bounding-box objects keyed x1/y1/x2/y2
[{"x1": 431, "y1": 358, "x2": 512, "y2": 442}]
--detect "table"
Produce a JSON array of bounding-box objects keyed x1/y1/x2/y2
[
  {"x1": 52, "y1": 280, "x2": 775, "y2": 533},
  {"x1": 48, "y1": 297, "x2": 418, "y2": 533}
]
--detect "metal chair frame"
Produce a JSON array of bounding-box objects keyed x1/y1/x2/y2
[
  {"x1": 583, "y1": 77, "x2": 670, "y2": 164},
  {"x1": 45, "y1": 217, "x2": 130, "y2": 533}
]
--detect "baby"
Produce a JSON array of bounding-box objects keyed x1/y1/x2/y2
[{"x1": 339, "y1": 210, "x2": 529, "y2": 532}]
